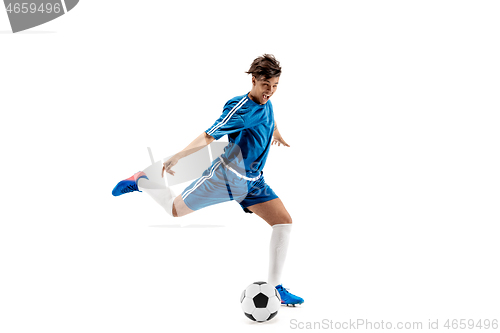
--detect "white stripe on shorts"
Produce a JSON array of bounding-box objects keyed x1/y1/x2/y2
[{"x1": 182, "y1": 161, "x2": 222, "y2": 201}]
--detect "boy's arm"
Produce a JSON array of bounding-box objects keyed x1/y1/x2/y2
[
  {"x1": 175, "y1": 132, "x2": 214, "y2": 159},
  {"x1": 162, "y1": 132, "x2": 215, "y2": 177},
  {"x1": 272, "y1": 121, "x2": 290, "y2": 147}
]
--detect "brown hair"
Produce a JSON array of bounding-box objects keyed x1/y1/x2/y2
[{"x1": 245, "y1": 54, "x2": 282, "y2": 80}]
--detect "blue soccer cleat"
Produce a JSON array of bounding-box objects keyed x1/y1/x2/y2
[
  {"x1": 112, "y1": 171, "x2": 148, "y2": 196},
  {"x1": 276, "y1": 285, "x2": 304, "y2": 306}
]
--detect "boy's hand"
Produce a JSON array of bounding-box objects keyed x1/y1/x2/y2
[
  {"x1": 162, "y1": 155, "x2": 180, "y2": 177},
  {"x1": 272, "y1": 134, "x2": 290, "y2": 147}
]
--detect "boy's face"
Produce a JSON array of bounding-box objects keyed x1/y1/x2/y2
[{"x1": 251, "y1": 76, "x2": 280, "y2": 104}]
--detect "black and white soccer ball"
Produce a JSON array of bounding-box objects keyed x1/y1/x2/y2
[{"x1": 240, "y1": 281, "x2": 281, "y2": 322}]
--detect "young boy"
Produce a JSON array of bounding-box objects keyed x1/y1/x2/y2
[{"x1": 112, "y1": 54, "x2": 303, "y2": 306}]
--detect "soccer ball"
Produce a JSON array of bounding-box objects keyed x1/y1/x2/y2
[{"x1": 240, "y1": 281, "x2": 281, "y2": 322}]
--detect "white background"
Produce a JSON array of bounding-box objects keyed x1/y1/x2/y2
[{"x1": 1, "y1": 1, "x2": 499, "y2": 332}]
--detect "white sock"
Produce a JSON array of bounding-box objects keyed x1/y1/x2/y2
[
  {"x1": 268, "y1": 223, "x2": 292, "y2": 287},
  {"x1": 137, "y1": 178, "x2": 176, "y2": 216}
]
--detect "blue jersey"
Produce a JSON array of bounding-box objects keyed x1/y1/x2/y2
[{"x1": 206, "y1": 93, "x2": 275, "y2": 179}]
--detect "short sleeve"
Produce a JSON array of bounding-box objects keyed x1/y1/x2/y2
[{"x1": 205, "y1": 100, "x2": 246, "y2": 140}]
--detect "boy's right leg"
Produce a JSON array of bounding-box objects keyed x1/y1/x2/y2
[
  {"x1": 112, "y1": 170, "x2": 195, "y2": 217},
  {"x1": 114, "y1": 158, "x2": 240, "y2": 218},
  {"x1": 139, "y1": 164, "x2": 230, "y2": 218},
  {"x1": 174, "y1": 158, "x2": 246, "y2": 217},
  {"x1": 137, "y1": 178, "x2": 177, "y2": 216},
  {"x1": 171, "y1": 195, "x2": 195, "y2": 217}
]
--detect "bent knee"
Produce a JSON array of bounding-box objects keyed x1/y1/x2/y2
[
  {"x1": 171, "y1": 196, "x2": 181, "y2": 217},
  {"x1": 171, "y1": 195, "x2": 194, "y2": 218},
  {"x1": 269, "y1": 211, "x2": 292, "y2": 226},
  {"x1": 278, "y1": 213, "x2": 292, "y2": 225}
]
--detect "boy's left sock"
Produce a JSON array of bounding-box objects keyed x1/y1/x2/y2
[{"x1": 268, "y1": 223, "x2": 292, "y2": 287}]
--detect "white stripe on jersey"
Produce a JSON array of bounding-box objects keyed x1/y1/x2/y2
[
  {"x1": 219, "y1": 157, "x2": 262, "y2": 181},
  {"x1": 182, "y1": 161, "x2": 222, "y2": 201},
  {"x1": 207, "y1": 97, "x2": 248, "y2": 136}
]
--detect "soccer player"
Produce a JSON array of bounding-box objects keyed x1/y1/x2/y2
[{"x1": 112, "y1": 54, "x2": 304, "y2": 306}]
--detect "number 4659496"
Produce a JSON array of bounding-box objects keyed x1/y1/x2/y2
[
  {"x1": 6, "y1": 3, "x2": 61, "y2": 14},
  {"x1": 444, "y1": 319, "x2": 498, "y2": 330}
]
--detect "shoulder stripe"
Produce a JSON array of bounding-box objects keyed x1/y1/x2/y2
[{"x1": 207, "y1": 97, "x2": 248, "y2": 136}]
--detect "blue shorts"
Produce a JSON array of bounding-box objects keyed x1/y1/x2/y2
[{"x1": 181, "y1": 157, "x2": 278, "y2": 213}]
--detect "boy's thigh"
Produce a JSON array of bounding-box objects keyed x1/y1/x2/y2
[
  {"x1": 176, "y1": 161, "x2": 242, "y2": 216},
  {"x1": 244, "y1": 198, "x2": 292, "y2": 226},
  {"x1": 172, "y1": 195, "x2": 194, "y2": 217},
  {"x1": 239, "y1": 179, "x2": 291, "y2": 226}
]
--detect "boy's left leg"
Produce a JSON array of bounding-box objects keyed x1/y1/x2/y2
[{"x1": 245, "y1": 198, "x2": 304, "y2": 306}]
